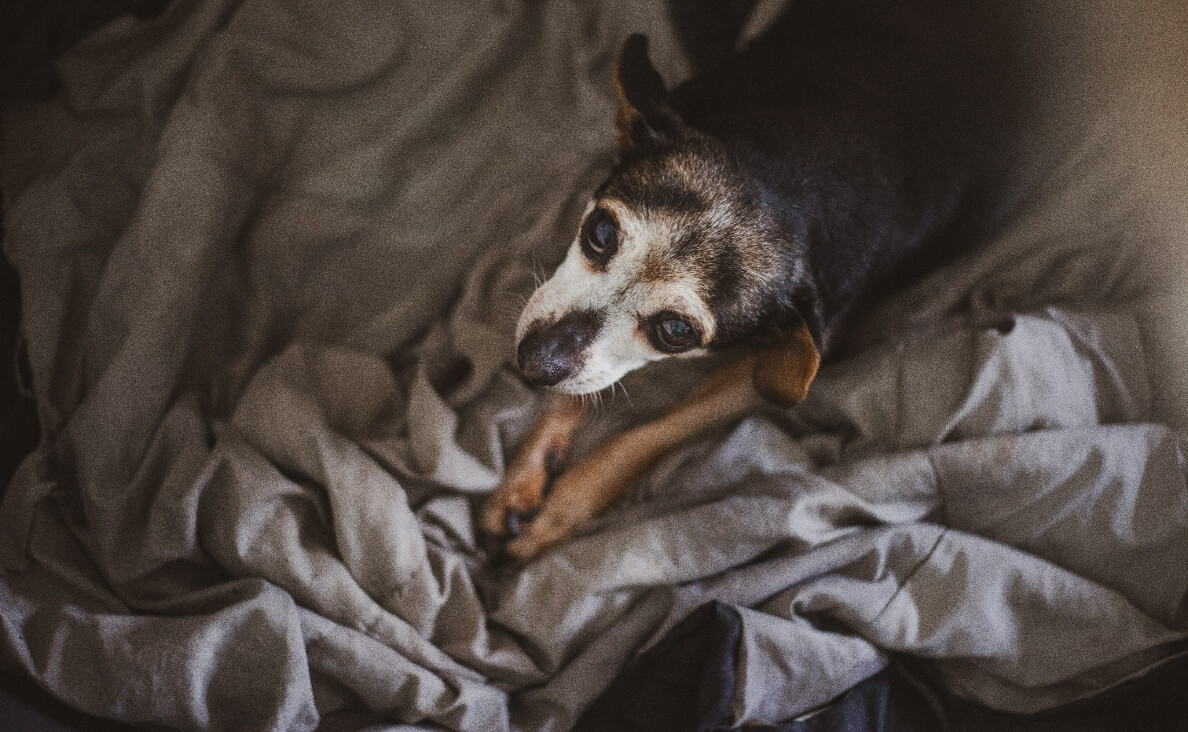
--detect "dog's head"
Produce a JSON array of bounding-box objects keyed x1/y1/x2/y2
[{"x1": 515, "y1": 35, "x2": 821, "y2": 406}]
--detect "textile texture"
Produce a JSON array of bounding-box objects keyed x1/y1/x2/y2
[{"x1": 1, "y1": 1, "x2": 1186, "y2": 730}]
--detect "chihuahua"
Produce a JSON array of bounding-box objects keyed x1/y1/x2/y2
[{"x1": 483, "y1": 2, "x2": 1024, "y2": 559}]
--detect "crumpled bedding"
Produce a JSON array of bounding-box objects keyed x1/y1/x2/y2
[{"x1": 1, "y1": 1, "x2": 1186, "y2": 730}]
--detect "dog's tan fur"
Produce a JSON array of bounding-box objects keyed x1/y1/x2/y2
[
  {"x1": 483, "y1": 0, "x2": 1013, "y2": 558},
  {"x1": 483, "y1": 344, "x2": 817, "y2": 559},
  {"x1": 481, "y1": 35, "x2": 827, "y2": 560}
]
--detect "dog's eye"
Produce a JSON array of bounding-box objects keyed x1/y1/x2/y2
[
  {"x1": 580, "y1": 208, "x2": 619, "y2": 262},
  {"x1": 650, "y1": 315, "x2": 700, "y2": 352}
]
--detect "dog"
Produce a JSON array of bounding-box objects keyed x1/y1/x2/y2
[{"x1": 482, "y1": 1, "x2": 1027, "y2": 560}]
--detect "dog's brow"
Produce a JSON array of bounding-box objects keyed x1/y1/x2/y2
[
  {"x1": 641, "y1": 183, "x2": 710, "y2": 215},
  {"x1": 669, "y1": 229, "x2": 704, "y2": 260},
  {"x1": 604, "y1": 166, "x2": 712, "y2": 217},
  {"x1": 639, "y1": 246, "x2": 678, "y2": 284}
]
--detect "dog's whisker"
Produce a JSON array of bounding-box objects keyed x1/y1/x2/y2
[
  {"x1": 615, "y1": 379, "x2": 636, "y2": 411},
  {"x1": 529, "y1": 258, "x2": 547, "y2": 290},
  {"x1": 479, "y1": 6, "x2": 1010, "y2": 558}
]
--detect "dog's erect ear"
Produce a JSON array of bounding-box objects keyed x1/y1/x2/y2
[
  {"x1": 614, "y1": 34, "x2": 684, "y2": 156},
  {"x1": 751, "y1": 322, "x2": 821, "y2": 408}
]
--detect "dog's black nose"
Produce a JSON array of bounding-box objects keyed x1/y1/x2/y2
[{"x1": 517, "y1": 310, "x2": 604, "y2": 387}]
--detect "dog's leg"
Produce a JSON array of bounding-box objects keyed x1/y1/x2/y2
[
  {"x1": 505, "y1": 355, "x2": 763, "y2": 560},
  {"x1": 481, "y1": 392, "x2": 587, "y2": 538}
]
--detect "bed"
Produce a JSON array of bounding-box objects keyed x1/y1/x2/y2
[{"x1": 1, "y1": 1, "x2": 1186, "y2": 729}]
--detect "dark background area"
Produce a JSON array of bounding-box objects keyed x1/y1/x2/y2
[{"x1": 1, "y1": 3, "x2": 167, "y2": 729}]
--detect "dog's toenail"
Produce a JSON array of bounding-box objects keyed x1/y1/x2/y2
[
  {"x1": 506, "y1": 508, "x2": 541, "y2": 537},
  {"x1": 545, "y1": 449, "x2": 562, "y2": 476}
]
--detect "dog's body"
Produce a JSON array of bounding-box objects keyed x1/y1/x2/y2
[{"x1": 483, "y1": 2, "x2": 1028, "y2": 559}]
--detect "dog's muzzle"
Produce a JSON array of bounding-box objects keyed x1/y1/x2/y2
[{"x1": 516, "y1": 309, "x2": 604, "y2": 387}]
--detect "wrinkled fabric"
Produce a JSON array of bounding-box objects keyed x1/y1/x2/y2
[
  {"x1": 1, "y1": 1, "x2": 1187, "y2": 730},
  {"x1": 579, "y1": 603, "x2": 1188, "y2": 732}
]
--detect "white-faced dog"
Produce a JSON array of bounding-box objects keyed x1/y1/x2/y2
[{"x1": 484, "y1": 1, "x2": 1026, "y2": 559}]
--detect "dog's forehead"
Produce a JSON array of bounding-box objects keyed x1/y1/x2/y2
[
  {"x1": 597, "y1": 150, "x2": 779, "y2": 311},
  {"x1": 602, "y1": 155, "x2": 731, "y2": 250},
  {"x1": 576, "y1": 144, "x2": 807, "y2": 348},
  {"x1": 602, "y1": 148, "x2": 741, "y2": 217}
]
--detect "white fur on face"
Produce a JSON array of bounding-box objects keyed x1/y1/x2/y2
[{"x1": 517, "y1": 200, "x2": 715, "y2": 394}]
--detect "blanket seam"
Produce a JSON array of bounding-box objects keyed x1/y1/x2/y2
[{"x1": 869, "y1": 526, "x2": 948, "y2": 625}]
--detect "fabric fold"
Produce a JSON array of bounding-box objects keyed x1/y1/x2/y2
[{"x1": 2, "y1": 0, "x2": 1186, "y2": 729}]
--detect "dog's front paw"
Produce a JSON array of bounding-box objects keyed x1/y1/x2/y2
[
  {"x1": 501, "y1": 452, "x2": 636, "y2": 560},
  {"x1": 504, "y1": 506, "x2": 580, "y2": 561},
  {"x1": 480, "y1": 448, "x2": 561, "y2": 539}
]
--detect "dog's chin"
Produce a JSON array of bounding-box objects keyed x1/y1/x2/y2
[
  {"x1": 548, "y1": 378, "x2": 612, "y2": 396},
  {"x1": 545, "y1": 368, "x2": 630, "y2": 396}
]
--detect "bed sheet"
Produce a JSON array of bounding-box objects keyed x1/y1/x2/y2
[{"x1": 1, "y1": 1, "x2": 1186, "y2": 729}]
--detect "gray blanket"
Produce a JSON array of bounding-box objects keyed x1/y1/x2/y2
[{"x1": 2, "y1": 1, "x2": 1187, "y2": 730}]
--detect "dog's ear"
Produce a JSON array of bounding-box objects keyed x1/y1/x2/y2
[
  {"x1": 614, "y1": 34, "x2": 684, "y2": 156},
  {"x1": 751, "y1": 322, "x2": 821, "y2": 408}
]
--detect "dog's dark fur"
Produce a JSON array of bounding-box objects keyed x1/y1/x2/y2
[
  {"x1": 485, "y1": 1, "x2": 1032, "y2": 558},
  {"x1": 610, "y1": 1, "x2": 1023, "y2": 356}
]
